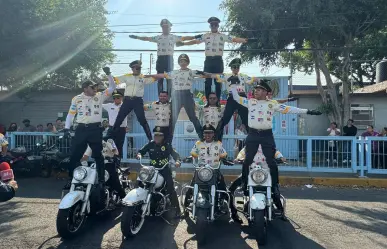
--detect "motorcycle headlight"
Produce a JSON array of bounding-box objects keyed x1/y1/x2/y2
[
  {"x1": 139, "y1": 166, "x2": 155, "y2": 182},
  {"x1": 104, "y1": 170, "x2": 110, "y2": 182},
  {"x1": 250, "y1": 168, "x2": 268, "y2": 184},
  {"x1": 198, "y1": 167, "x2": 213, "y2": 182},
  {"x1": 73, "y1": 167, "x2": 87, "y2": 181}
]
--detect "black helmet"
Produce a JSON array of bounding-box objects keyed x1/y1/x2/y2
[
  {"x1": 207, "y1": 17, "x2": 221, "y2": 24},
  {"x1": 202, "y1": 124, "x2": 216, "y2": 133},
  {"x1": 153, "y1": 126, "x2": 164, "y2": 135},
  {"x1": 178, "y1": 54, "x2": 190, "y2": 64},
  {"x1": 254, "y1": 79, "x2": 272, "y2": 92},
  {"x1": 229, "y1": 58, "x2": 242, "y2": 67},
  {"x1": 160, "y1": 19, "x2": 172, "y2": 27}
]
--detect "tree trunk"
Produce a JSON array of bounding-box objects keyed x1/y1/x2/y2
[{"x1": 341, "y1": 48, "x2": 351, "y2": 129}]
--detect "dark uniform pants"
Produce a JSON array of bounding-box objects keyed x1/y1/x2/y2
[
  {"x1": 68, "y1": 123, "x2": 105, "y2": 182},
  {"x1": 171, "y1": 90, "x2": 203, "y2": 140},
  {"x1": 217, "y1": 94, "x2": 249, "y2": 140},
  {"x1": 159, "y1": 126, "x2": 172, "y2": 144},
  {"x1": 242, "y1": 129, "x2": 278, "y2": 187},
  {"x1": 156, "y1": 55, "x2": 173, "y2": 96},
  {"x1": 204, "y1": 56, "x2": 224, "y2": 101},
  {"x1": 114, "y1": 96, "x2": 152, "y2": 141},
  {"x1": 105, "y1": 161, "x2": 126, "y2": 198},
  {"x1": 110, "y1": 126, "x2": 126, "y2": 157}
]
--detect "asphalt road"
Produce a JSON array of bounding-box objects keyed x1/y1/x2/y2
[{"x1": 1, "y1": 178, "x2": 387, "y2": 249}]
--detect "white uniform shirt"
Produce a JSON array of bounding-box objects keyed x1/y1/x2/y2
[
  {"x1": 190, "y1": 140, "x2": 227, "y2": 166},
  {"x1": 165, "y1": 69, "x2": 199, "y2": 91},
  {"x1": 231, "y1": 87, "x2": 308, "y2": 130},
  {"x1": 197, "y1": 105, "x2": 225, "y2": 128},
  {"x1": 114, "y1": 74, "x2": 156, "y2": 97},
  {"x1": 150, "y1": 34, "x2": 183, "y2": 56},
  {"x1": 197, "y1": 32, "x2": 234, "y2": 57},
  {"x1": 69, "y1": 92, "x2": 110, "y2": 125},
  {"x1": 216, "y1": 73, "x2": 254, "y2": 93},
  {"x1": 84, "y1": 139, "x2": 118, "y2": 158},
  {"x1": 102, "y1": 102, "x2": 127, "y2": 127},
  {"x1": 0, "y1": 134, "x2": 8, "y2": 153},
  {"x1": 144, "y1": 101, "x2": 171, "y2": 127}
]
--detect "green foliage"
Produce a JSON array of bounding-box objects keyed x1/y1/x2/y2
[{"x1": 0, "y1": 0, "x2": 115, "y2": 95}]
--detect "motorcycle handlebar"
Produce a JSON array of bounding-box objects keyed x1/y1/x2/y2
[{"x1": 139, "y1": 157, "x2": 169, "y2": 170}]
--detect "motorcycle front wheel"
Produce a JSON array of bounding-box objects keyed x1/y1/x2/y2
[
  {"x1": 121, "y1": 204, "x2": 145, "y2": 238},
  {"x1": 251, "y1": 210, "x2": 267, "y2": 245},
  {"x1": 195, "y1": 208, "x2": 208, "y2": 246},
  {"x1": 56, "y1": 201, "x2": 86, "y2": 239}
]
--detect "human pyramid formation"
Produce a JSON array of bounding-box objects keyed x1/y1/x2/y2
[{"x1": 63, "y1": 17, "x2": 322, "y2": 222}]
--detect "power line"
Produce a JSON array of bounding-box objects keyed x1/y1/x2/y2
[
  {"x1": 89, "y1": 46, "x2": 387, "y2": 53},
  {"x1": 104, "y1": 21, "x2": 205, "y2": 28}
]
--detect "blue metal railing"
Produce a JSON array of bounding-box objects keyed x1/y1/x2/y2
[{"x1": 6, "y1": 132, "x2": 387, "y2": 175}]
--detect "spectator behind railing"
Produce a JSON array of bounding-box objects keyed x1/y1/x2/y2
[
  {"x1": 362, "y1": 125, "x2": 380, "y2": 168},
  {"x1": 36, "y1": 124, "x2": 44, "y2": 132},
  {"x1": 7, "y1": 123, "x2": 18, "y2": 132},
  {"x1": 326, "y1": 122, "x2": 341, "y2": 164},
  {"x1": 44, "y1": 123, "x2": 57, "y2": 133},
  {"x1": 55, "y1": 118, "x2": 64, "y2": 131},
  {"x1": 18, "y1": 119, "x2": 36, "y2": 132},
  {"x1": 342, "y1": 119, "x2": 357, "y2": 163}
]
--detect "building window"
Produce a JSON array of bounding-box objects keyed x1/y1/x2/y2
[{"x1": 350, "y1": 104, "x2": 374, "y2": 130}]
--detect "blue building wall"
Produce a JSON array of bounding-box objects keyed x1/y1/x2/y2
[{"x1": 131, "y1": 77, "x2": 299, "y2": 160}]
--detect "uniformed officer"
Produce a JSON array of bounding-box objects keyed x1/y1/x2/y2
[
  {"x1": 177, "y1": 17, "x2": 247, "y2": 102},
  {"x1": 82, "y1": 138, "x2": 126, "y2": 200},
  {"x1": 182, "y1": 124, "x2": 228, "y2": 214},
  {"x1": 129, "y1": 19, "x2": 197, "y2": 96},
  {"x1": 230, "y1": 145, "x2": 286, "y2": 223},
  {"x1": 144, "y1": 91, "x2": 172, "y2": 143},
  {"x1": 196, "y1": 92, "x2": 224, "y2": 131},
  {"x1": 136, "y1": 127, "x2": 182, "y2": 218},
  {"x1": 102, "y1": 89, "x2": 127, "y2": 156},
  {"x1": 205, "y1": 58, "x2": 259, "y2": 139},
  {"x1": 230, "y1": 81, "x2": 322, "y2": 191},
  {"x1": 146, "y1": 54, "x2": 204, "y2": 140},
  {"x1": 111, "y1": 60, "x2": 157, "y2": 141},
  {"x1": 63, "y1": 67, "x2": 116, "y2": 190}
]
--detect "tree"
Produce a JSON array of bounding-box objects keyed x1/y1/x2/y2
[
  {"x1": 0, "y1": 0, "x2": 115, "y2": 96},
  {"x1": 220, "y1": 0, "x2": 387, "y2": 127}
]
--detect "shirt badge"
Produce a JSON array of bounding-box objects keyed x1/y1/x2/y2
[
  {"x1": 268, "y1": 104, "x2": 273, "y2": 109},
  {"x1": 161, "y1": 146, "x2": 165, "y2": 151}
]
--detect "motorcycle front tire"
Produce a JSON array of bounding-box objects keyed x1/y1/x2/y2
[
  {"x1": 251, "y1": 210, "x2": 267, "y2": 245},
  {"x1": 195, "y1": 208, "x2": 208, "y2": 246},
  {"x1": 56, "y1": 201, "x2": 86, "y2": 239},
  {"x1": 121, "y1": 205, "x2": 145, "y2": 238}
]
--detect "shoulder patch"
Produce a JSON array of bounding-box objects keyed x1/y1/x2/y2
[{"x1": 195, "y1": 141, "x2": 202, "y2": 146}]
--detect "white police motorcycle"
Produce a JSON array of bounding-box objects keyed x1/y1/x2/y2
[
  {"x1": 56, "y1": 157, "x2": 131, "y2": 239},
  {"x1": 236, "y1": 159, "x2": 287, "y2": 245},
  {"x1": 120, "y1": 157, "x2": 177, "y2": 238}
]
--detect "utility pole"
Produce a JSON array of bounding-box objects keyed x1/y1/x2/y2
[
  {"x1": 149, "y1": 53, "x2": 153, "y2": 74},
  {"x1": 140, "y1": 53, "x2": 142, "y2": 62}
]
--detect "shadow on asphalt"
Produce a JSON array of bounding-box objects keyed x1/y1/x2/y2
[
  {"x1": 52, "y1": 209, "x2": 123, "y2": 249},
  {"x1": 10, "y1": 178, "x2": 64, "y2": 199},
  {"x1": 119, "y1": 216, "x2": 179, "y2": 249},
  {"x1": 0, "y1": 202, "x2": 28, "y2": 236}
]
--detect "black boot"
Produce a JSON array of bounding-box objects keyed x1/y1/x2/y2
[
  {"x1": 142, "y1": 123, "x2": 153, "y2": 141},
  {"x1": 272, "y1": 184, "x2": 288, "y2": 221}
]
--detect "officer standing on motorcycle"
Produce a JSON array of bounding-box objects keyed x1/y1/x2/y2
[
  {"x1": 197, "y1": 92, "x2": 224, "y2": 132},
  {"x1": 102, "y1": 90, "x2": 127, "y2": 156},
  {"x1": 111, "y1": 60, "x2": 157, "y2": 141},
  {"x1": 136, "y1": 127, "x2": 182, "y2": 218},
  {"x1": 81, "y1": 138, "x2": 126, "y2": 200},
  {"x1": 63, "y1": 67, "x2": 116, "y2": 191},
  {"x1": 230, "y1": 146, "x2": 287, "y2": 222},
  {"x1": 230, "y1": 81, "x2": 322, "y2": 209},
  {"x1": 183, "y1": 125, "x2": 229, "y2": 215},
  {"x1": 129, "y1": 19, "x2": 197, "y2": 96},
  {"x1": 144, "y1": 91, "x2": 172, "y2": 143}
]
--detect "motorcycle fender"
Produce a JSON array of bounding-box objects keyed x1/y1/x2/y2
[
  {"x1": 59, "y1": 191, "x2": 85, "y2": 209},
  {"x1": 122, "y1": 188, "x2": 148, "y2": 206},
  {"x1": 195, "y1": 192, "x2": 211, "y2": 209},
  {"x1": 250, "y1": 193, "x2": 266, "y2": 210}
]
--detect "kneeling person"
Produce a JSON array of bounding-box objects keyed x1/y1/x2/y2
[
  {"x1": 81, "y1": 138, "x2": 126, "y2": 199},
  {"x1": 136, "y1": 127, "x2": 182, "y2": 217}
]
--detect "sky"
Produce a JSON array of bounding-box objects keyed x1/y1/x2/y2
[{"x1": 105, "y1": 0, "x2": 321, "y2": 85}]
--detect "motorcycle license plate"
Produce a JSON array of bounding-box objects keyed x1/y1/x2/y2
[{"x1": 1, "y1": 169, "x2": 14, "y2": 181}]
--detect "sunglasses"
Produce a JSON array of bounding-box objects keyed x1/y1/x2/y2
[
  {"x1": 204, "y1": 131, "x2": 214, "y2": 135},
  {"x1": 131, "y1": 66, "x2": 141, "y2": 70},
  {"x1": 154, "y1": 133, "x2": 164, "y2": 137},
  {"x1": 231, "y1": 66, "x2": 240, "y2": 69},
  {"x1": 210, "y1": 23, "x2": 219, "y2": 27},
  {"x1": 113, "y1": 96, "x2": 121, "y2": 99},
  {"x1": 209, "y1": 97, "x2": 217, "y2": 100}
]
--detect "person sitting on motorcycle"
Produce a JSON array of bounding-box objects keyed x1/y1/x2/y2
[
  {"x1": 0, "y1": 162, "x2": 18, "y2": 202},
  {"x1": 81, "y1": 138, "x2": 126, "y2": 200},
  {"x1": 136, "y1": 126, "x2": 182, "y2": 218},
  {"x1": 229, "y1": 145, "x2": 287, "y2": 223},
  {"x1": 183, "y1": 124, "x2": 229, "y2": 215}
]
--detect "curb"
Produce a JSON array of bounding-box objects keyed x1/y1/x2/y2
[{"x1": 52, "y1": 171, "x2": 387, "y2": 188}]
